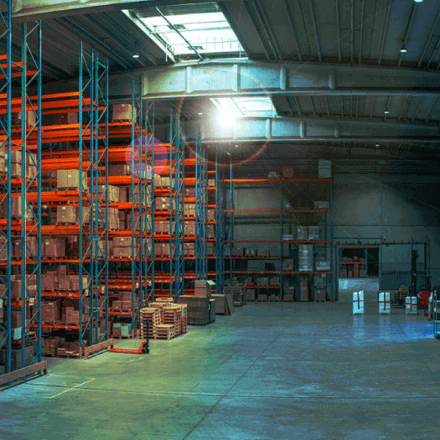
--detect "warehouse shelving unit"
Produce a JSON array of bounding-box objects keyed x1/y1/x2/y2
[
  {"x1": 224, "y1": 165, "x2": 333, "y2": 300},
  {"x1": 0, "y1": 12, "x2": 43, "y2": 374}
]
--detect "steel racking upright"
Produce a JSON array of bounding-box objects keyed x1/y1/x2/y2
[
  {"x1": 144, "y1": 101, "x2": 155, "y2": 304},
  {"x1": 0, "y1": 0, "x2": 13, "y2": 375},
  {"x1": 170, "y1": 112, "x2": 184, "y2": 301},
  {"x1": 194, "y1": 127, "x2": 204, "y2": 280},
  {"x1": 224, "y1": 161, "x2": 333, "y2": 300},
  {"x1": 215, "y1": 151, "x2": 225, "y2": 295},
  {"x1": 91, "y1": 51, "x2": 109, "y2": 344},
  {"x1": 0, "y1": 4, "x2": 43, "y2": 374}
]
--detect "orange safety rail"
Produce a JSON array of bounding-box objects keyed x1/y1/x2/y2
[
  {"x1": 0, "y1": 70, "x2": 37, "y2": 83},
  {"x1": 225, "y1": 209, "x2": 332, "y2": 213},
  {"x1": 41, "y1": 260, "x2": 83, "y2": 264},
  {"x1": 208, "y1": 204, "x2": 216, "y2": 209},
  {"x1": 109, "y1": 258, "x2": 146, "y2": 263},
  {"x1": 208, "y1": 187, "x2": 216, "y2": 192},
  {"x1": 108, "y1": 230, "x2": 146, "y2": 238},
  {"x1": 0, "y1": 260, "x2": 37, "y2": 266},
  {"x1": 182, "y1": 256, "x2": 217, "y2": 260},
  {"x1": 107, "y1": 202, "x2": 146, "y2": 210},
  {"x1": 208, "y1": 221, "x2": 216, "y2": 225},
  {"x1": 224, "y1": 178, "x2": 332, "y2": 183}
]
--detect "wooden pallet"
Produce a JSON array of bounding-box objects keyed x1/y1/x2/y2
[{"x1": 155, "y1": 324, "x2": 175, "y2": 341}]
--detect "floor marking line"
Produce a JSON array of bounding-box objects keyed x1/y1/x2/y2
[{"x1": 45, "y1": 378, "x2": 95, "y2": 399}]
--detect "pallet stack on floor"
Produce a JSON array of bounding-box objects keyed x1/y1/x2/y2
[{"x1": 140, "y1": 300, "x2": 187, "y2": 341}]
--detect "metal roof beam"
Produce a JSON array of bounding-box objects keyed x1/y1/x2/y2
[
  {"x1": 140, "y1": 60, "x2": 440, "y2": 100},
  {"x1": 9, "y1": 0, "x2": 154, "y2": 21},
  {"x1": 184, "y1": 116, "x2": 440, "y2": 144}
]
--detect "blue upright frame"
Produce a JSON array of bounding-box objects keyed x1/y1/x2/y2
[
  {"x1": 18, "y1": 20, "x2": 42, "y2": 369},
  {"x1": 92, "y1": 52, "x2": 109, "y2": 343},
  {"x1": 144, "y1": 102, "x2": 155, "y2": 304}
]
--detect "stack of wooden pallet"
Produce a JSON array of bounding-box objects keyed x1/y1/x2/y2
[
  {"x1": 180, "y1": 304, "x2": 188, "y2": 334},
  {"x1": 163, "y1": 306, "x2": 181, "y2": 336},
  {"x1": 155, "y1": 324, "x2": 175, "y2": 341},
  {"x1": 140, "y1": 308, "x2": 160, "y2": 340}
]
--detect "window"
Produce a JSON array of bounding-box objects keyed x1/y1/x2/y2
[
  {"x1": 210, "y1": 97, "x2": 276, "y2": 118},
  {"x1": 136, "y1": 3, "x2": 243, "y2": 56}
]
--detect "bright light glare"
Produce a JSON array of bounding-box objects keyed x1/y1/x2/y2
[{"x1": 218, "y1": 111, "x2": 237, "y2": 127}]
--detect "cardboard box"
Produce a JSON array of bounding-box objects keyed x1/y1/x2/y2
[
  {"x1": 112, "y1": 247, "x2": 132, "y2": 259},
  {"x1": 108, "y1": 164, "x2": 130, "y2": 176},
  {"x1": 113, "y1": 237, "x2": 132, "y2": 247},
  {"x1": 283, "y1": 259, "x2": 294, "y2": 271},
  {"x1": 56, "y1": 169, "x2": 87, "y2": 190},
  {"x1": 53, "y1": 112, "x2": 78, "y2": 125},
  {"x1": 41, "y1": 300, "x2": 61, "y2": 323},
  {"x1": 314, "y1": 289, "x2": 326, "y2": 302},
  {"x1": 57, "y1": 205, "x2": 77, "y2": 224},
  {"x1": 119, "y1": 187, "x2": 129, "y2": 203},
  {"x1": 154, "y1": 243, "x2": 162, "y2": 258},
  {"x1": 13, "y1": 111, "x2": 36, "y2": 127},
  {"x1": 98, "y1": 185, "x2": 119, "y2": 203},
  {"x1": 194, "y1": 280, "x2": 215, "y2": 298},
  {"x1": 282, "y1": 166, "x2": 294, "y2": 178},
  {"x1": 112, "y1": 104, "x2": 135, "y2": 121}
]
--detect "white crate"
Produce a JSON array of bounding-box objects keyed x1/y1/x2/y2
[
  {"x1": 379, "y1": 292, "x2": 391, "y2": 314},
  {"x1": 353, "y1": 291, "x2": 364, "y2": 314},
  {"x1": 405, "y1": 296, "x2": 417, "y2": 315}
]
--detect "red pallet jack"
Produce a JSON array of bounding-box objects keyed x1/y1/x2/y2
[
  {"x1": 420, "y1": 291, "x2": 431, "y2": 319},
  {"x1": 108, "y1": 322, "x2": 150, "y2": 354}
]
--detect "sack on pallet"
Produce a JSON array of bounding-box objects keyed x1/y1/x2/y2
[
  {"x1": 405, "y1": 296, "x2": 417, "y2": 315},
  {"x1": 353, "y1": 291, "x2": 364, "y2": 314},
  {"x1": 378, "y1": 292, "x2": 391, "y2": 314}
]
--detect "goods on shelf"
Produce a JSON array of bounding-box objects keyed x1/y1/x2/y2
[
  {"x1": 269, "y1": 277, "x2": 280, "y2": 286},
  {"x1": 314, "y1": 274, "x2": 327, "y2": 289},
  {"x1": 52, "y1": 112, "x2": 78, "y2": 125},
  {"x1": 56, "y1": 170, "x2": 87, "y2": 190},
  {"x1": 318, "y1": 160, "x2": 332, "y2": 178},
  {"x1": 296, "y1": 226, "x2": 308, "y2": 241},
  {"x1": 316, "y1": 261, "x2": 331, "y2": 271},
  {"x1": 300, "y1": 274, "x2": 309, "y2": 301},
  {"x1": 257, "y1": 278, "x2": 269, "y2": 286},
  {"x1": 246, "y1": 289, "x2": 256, "y2": 301},
  {"x1": 112, "y1": 103, "x2": 135, "y2": 121},
  {"x1": 313, "y1": 201, "x2": 330, "y2": 209},
  {"x1": 298, "y1": 244, "x2": 314, "y2": 272},
  {"x1": 258, "y1": 294, "x2": 268, "y2": 301},
  {"x1": 282, "y1": 165, "x2": 294, "y2": 178},
  {"x1": 283, "y1": 259, "x2": 294, "y2": 271},
  {"x1": 314, "y1": 289, "x2": 326, "y2": 302},
  {"x1": 308, "y1": 226, "x2": 320, "y2": 241},
  {"x1": 269, "y1": 294, "x2": 280, "y2": 302}
]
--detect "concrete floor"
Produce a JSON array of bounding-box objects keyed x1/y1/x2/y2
[{"x1": 1, "y1": 302, "x2": 440, "y2": 439}]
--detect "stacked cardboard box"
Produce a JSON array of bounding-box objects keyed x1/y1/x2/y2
[
  {"x1": 112, "y1": 104, "x2": 135, "y2": 121},
  {"x1": 283, "y1": 259, "x2": 294, "y2": 271},
  {"x1": 177, "y1": 296, "x2": 210, "y2": 325},
  {"x1": 12, "y1": 236, "x2": 37, "y2": 259},
  {"x1": 184, "y1": 187, "x2": 196, "y2": 198},
  {"x1": 298, "y1": 244, "x2": 314, "y2": 272},
  {"x1": 314, "y1": 289, "x2": 326, "y2": 302},
  {"x1": 257, "y1": 294, "x2": 268, "y2": 301},
  {"x1": 98, "y1": 185, "x2": 119, "y2": 203},
  {"x1": 184, "y1": 243, "x2": 195, "y2": 257},
  {"x1": 300, "y1": 274, "x2": 309, "y2": 301},
  {"x1": 56, "y1": 169, "x2": 88, "y2": 190},
  {"x1": 282, "y1": 165, "x2": 294, "y2": 178},
  {"x1": 52, "y1": 112, "x2": 78, "y2": 125},
  {"x1": 184, "y1": 221, "x2": 195, "y2": 236},
  {"x1": 296, "y1": 226, "x2": 308, "y2": 241},
  {"x1": 194, "y1": 280, "x2": 214, "y2": 298},
  {"x1": 283, "y1": 283, "x2": 295, "y2": 301},
  {"x1": 108, "y1": 164, "x2": 130, "y2": 176},
  {"x1": 207, "y1": 210, "x2": 215, "y2": 222},
  {"x1": 112, "y1": 237, "x2": 134, "y2": 259},
  {"x1": 232, "y1": 247, "x2": 244, "y2": 257},
  {"x1": 42, "y1": 237, "x2": 66, "y2": 259},
  {"x1": 246, "y1": 289, "x2": 256, "y2": 301},
  {"x1": 308, "y1": 226, "x2": 320, "y2": 241},
  {"x1": 269, "y1": 277, "x2": 280, "y2": 286},
  {"x1": 156, "y1": 197, "x2": 171, "y2": 211},
  {"x1": 184, "y1": 203, "x2": 195, "y2": 217}
]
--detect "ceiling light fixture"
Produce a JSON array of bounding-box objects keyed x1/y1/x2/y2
[
  {"x1": 133, "y1": 53, "x2": 140, "y2": 58},
  {"x1": 235, "y1": 144, "x2": 238, "y2": 148},
  {"x1": 376, "y1": 144, "x2": 380, "y2": 147},
  {"x1": 384, "y1": 110, "x2": 390, "y2": 114},
  {"x1": 414, "y1": 0, "x2": 423, "y2": 3},
  {"x1": 198, "y1": 112, "x2": 203, "y2": 115},
  {"x1": 400, "y1": 47, "x2": 408, "y2": 53}
]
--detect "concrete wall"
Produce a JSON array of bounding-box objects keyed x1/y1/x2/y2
[
  {"x1": 228, "y1": 173, "x2": 440, "y2": 300},
  {"x1": 333, "y1": 174, "x2": 440, "y2": 299}
]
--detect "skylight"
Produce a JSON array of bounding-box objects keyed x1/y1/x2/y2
[
  {"x1": 210, "y1": 97, "x2": 276, "y2": 118},
  {"x1": 139, "y1": 6, "x2": 243, "y2": 56}
]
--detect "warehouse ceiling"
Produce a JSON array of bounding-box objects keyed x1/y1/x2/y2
[{"x1": 9, "y1": 0, "x2": 440, "y2": 174}]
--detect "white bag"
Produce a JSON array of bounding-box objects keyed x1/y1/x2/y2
[
  {"x1": 353, "y1": 291, "x2": 364, "y2": 315},
  {"x1": 405, "y1": 296, "x2": 417, "y2": 315},
  {"x1": 379, "y1": 292, "x2": 391, "y2": 314}
]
